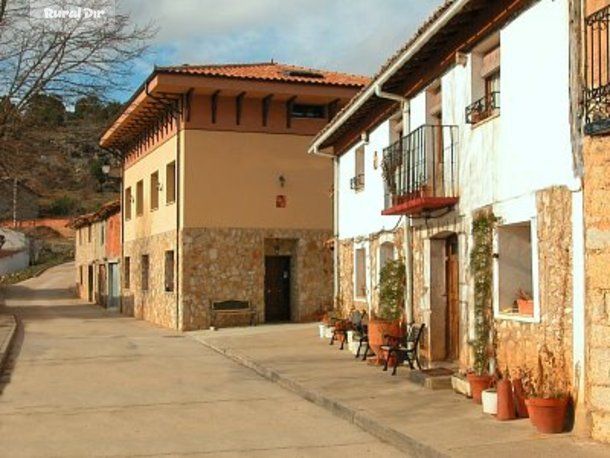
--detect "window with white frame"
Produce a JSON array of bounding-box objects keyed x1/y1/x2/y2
[
  {"x1": 379, "y1": 242, "x2": 395, "y2": 275},
  {"x1": 354, "y1": 247, "x2": 367, "y2": 299},
  {"x1": 495, "y1": 221, "x2": 536, "y2": 318},
  {"x1": 351, "y1": 146, "x2": 365, "y2": 191}
]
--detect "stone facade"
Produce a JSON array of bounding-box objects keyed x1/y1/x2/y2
[
  {"x1": 180, "y1": 227, "x2": 333, "y2": 331},
  {"x1": 584, "y1": 136, "x2": 610, "y2": 443},
  {"x1": 336, "y1": 228, "x2": 404, "y2": 318},
  {"x1": 122, "y1": 230, "x2": 178, "y2": 329},
  {"x1": 494, "y1": 187, "x2": 573, "y2": 382}
]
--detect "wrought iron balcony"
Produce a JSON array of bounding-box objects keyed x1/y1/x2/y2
[
  {"x1": 381, "y1": 125, "x2": 459, "y2": 216},
  {"x1": 465, "y1": 92, "x2": 500, "y2": 124},
  {"x1": 350, "y1": 173, "x2": 365, "y2": 191},
  {"x1": 585, "y1": 4, "x2": 610, "y2": 135}
]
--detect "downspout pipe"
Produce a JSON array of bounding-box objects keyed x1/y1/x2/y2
[
  {"x1": 373, "y1": 84, "x2": 414, "y2": 325},
  {"x1": 310, "y1": 146, "x2": 340, "y2": 311}
]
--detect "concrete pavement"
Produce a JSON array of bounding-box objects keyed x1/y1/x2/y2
[
  {"x1": 191, "y1": 325, "x2": 610, "y2": 458},
  {"x1": 0, "y1": 263, "x2": 406, "y2": 457}
]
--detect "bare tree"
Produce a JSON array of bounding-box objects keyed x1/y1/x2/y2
[{"x1": 0, "y1": 0, "x2": 156, "y2": 173}]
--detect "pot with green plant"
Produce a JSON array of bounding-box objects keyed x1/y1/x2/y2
[
  {"x1": 369, "y1": 259, "x2": 405, "y2": 363},
  {"x1": 523, "y1": 345, "x2": 570, "y2": 434},
  {"x1": 467, "y1": 211, "x2": 496, "y2": 403}
]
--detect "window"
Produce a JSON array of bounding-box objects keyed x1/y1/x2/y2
[
  {"x1": 166, "y1": 161, "x2": 176, "y2": 204},
  {"x1": 100, "y1": 223, "x2": 105, "y2": 245},
  {"x1": 87, "y1": 225, "x2": 91, "y2": 243},
  {"x1": 466, "y1": 43, "x2": 500, "y2": 124},
  {"x1": 291, "y1": 104, "x2": 325, "y2": 119},
  {"x1": 350, "y1": 146, "x2": 365, "y2": 191},
  {"x1": 355, "y1": 248, "x2": 367, "y2": 298},
  {"x1": 150, "y1": 171, "x2": 159, "y2": 210},
  {"x1": 136, "y1": 180, "x2": 144, "y2": 216},
  {"x1": 164, "y1": 250, "x2": 174, "y2": 292},
  {"x1": 125, "y1": 187, "x2": 132, "y2": 220},
  {"x1": 141, "y1": 255, "x2": 149, "y2": 291},
  {"x1": 379, "y1": 242, "x2": 395, "y2": 274},
  {"x1": 495, "y1": 221, "x2": 536, "y2": 318},
  {"x1": 124, "y1": 257, "x2": 130, "y2": 289}
]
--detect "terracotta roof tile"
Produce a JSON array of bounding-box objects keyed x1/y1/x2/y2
[{"x1": 156, "y1": 62, "x2": 369, "y2": 88}]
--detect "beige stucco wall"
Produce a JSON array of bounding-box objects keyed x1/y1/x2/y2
[
  {"x1": 182, "y1": 130, "x2": 332, "y2": 230},
  {"x1": 123, "y1": 135, "x2": 182, "y2": 242}
]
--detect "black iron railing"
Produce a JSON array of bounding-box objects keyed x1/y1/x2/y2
[
  {"x1": 381, "y1": 125, "x2": 458, "y2": 209},
  {"x1": 585, "y1": 5, "x2": 610, "y2": 134},
  {"x1": 465, "y1": 92, "x2": 500, "y2": 124},
  {"x1": 350, "y1": 173, "x2": 365, "y2": 191}
]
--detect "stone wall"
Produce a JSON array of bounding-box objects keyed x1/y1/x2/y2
[
  {"x1": 495, "y1": 187, "x2": 573, "y2": 383},
  {"x1": 122, "y1": 230, "x2": 178, "y2": 330},
  {"x1": 336, "y1": 228, "x2": 404, "y2": 318},
  {"x1": 584, "y1": 135, "x2": 610, "y2": 443},
  {"x1": 181, "y1": 227, "x2": 333, "y2": 331}
]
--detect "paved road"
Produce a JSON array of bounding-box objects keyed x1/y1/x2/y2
[{"x1": 0, "y1": 263, "x2": 405, "y2": 457}]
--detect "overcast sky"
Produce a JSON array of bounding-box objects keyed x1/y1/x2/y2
[{"x1": 117, "y1": 0, "x2": 445, "y2": 101}]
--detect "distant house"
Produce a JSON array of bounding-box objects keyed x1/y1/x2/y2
[
  {"x1": 0, "y1": 228, "x2": 30, "y2": 275},
  {"x1": 99, "y1": 62, "x2": 368, "y2": 331},
  {"x1": 0, "y1": 178, "x2": 39, "y2": 224},
  {"x1": 72, "y1": 200, "x2": 121, "y2": 308}
]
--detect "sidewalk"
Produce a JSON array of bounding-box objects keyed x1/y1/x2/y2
[
  {"x1": 190, "y1": 323, "x2": 610, "y2": 458},
  {"x1": 0, "y1": 313, "x2": 17, "y2": 375}
]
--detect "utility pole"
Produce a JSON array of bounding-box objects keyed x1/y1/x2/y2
[{"x1": 12, "y1": 177, "x2": 17, "y2": 228}]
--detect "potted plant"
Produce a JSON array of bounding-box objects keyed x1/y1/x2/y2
[
  {"x1": 523, "y1": 345, "x2": 570, "y2": 434},
  {"x1": 516, "y1": 289, "x2": 533, "y2": 315},
  {"x1": 369, "y1": 259, "x2": 405, "y2": 364},
  {"x1": 467, "y1": 211, "x2": 496, "y2": 403}
]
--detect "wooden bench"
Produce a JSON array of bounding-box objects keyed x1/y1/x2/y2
[{"x1": 209, "y1": 300, "x2": 257, "y2": 328}]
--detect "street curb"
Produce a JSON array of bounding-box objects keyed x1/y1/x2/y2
[
  {"x1": 195, "y1": 337, "x2": 449, "y2": 458},
  {"x1": 0, "y1": 314, "x2": 17, "y2": 376}
]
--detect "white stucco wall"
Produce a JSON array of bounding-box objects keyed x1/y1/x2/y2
[{"x1": 337, "y1": 120, "x2": 401, "y2": 239}]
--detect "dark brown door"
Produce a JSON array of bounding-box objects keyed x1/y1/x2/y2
[
  {"x1": 445, "y1": 235, "x2": 460, "y2": 361},
  {"x1": 88, "y1": 265, "x2": 94, "y2": 302},
  {"x1": 265, "y1": 256, "x2": 291, "y2": 322}
]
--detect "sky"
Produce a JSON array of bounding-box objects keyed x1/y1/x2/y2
[{"x1": 115, "y1": 0, "x2": 445, "y2": 102}]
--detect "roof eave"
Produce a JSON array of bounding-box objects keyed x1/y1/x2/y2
[{"x1": 308, "y1": 0, "x2": 471, "y2": 155}]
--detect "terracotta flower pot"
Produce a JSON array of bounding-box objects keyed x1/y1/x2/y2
[
  {"x1": 525, "y1": 397, "x2": 568, "y2": 434},
  {"x1": 517, "y1": 299, "x2": 534, "y2": 315},
  {"x1": 368, "y1": 319, "x2": 403, "y2": 362},
  {"x1": 467, "y1": 373, "x2": 493, "y2": 404},
  {"x1": 512, "y1": 378, "x2": 529, "y2": 418},
  {"x1": 496, "y1": 379, "x2": 516, "y2": 421}
]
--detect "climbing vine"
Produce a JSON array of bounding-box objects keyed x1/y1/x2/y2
[
  {"x1": 469, "y1": 210, "x2": 497, "y2": 376},
  {"x1": 378, "y1": 259, "x2": 406, "y2": 321}
]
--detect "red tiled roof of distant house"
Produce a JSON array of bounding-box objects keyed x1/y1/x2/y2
[{"x1": 156, "y1": 62, "x2": 370, "y2": 88}]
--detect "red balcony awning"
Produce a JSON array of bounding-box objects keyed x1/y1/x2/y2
[{"x1": 382, "y1": 196, "x2": 459, "y2": 216}]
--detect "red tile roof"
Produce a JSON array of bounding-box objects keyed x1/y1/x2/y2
[{"x1": 156, "y1": 62, "x2": 369, "y2": 88}]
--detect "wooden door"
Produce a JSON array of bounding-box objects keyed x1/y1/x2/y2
[
  {"x1": 87, "y1": 265, "x2": 94, "y2": 302},
  {"x1": 445, "y1": 235, "x2": 460, "y2": 361},
  {"x1": 265, "y1": 256, "x2": 291, "y2": 322}
]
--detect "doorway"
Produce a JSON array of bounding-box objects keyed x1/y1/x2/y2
[
  {"x1": 264, "y1": 256, "x2": 291, "y2": 322},
  {"x1": 87, "y1": 265, "x2": 94, "y2": 302},
  {"x1": 108, "y1": 263, "x2": 120, "y2": 309},
  {"x1": 445, "y1": 234, "x2": 460, "y2": 361}
]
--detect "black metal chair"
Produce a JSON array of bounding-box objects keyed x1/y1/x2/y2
[
  {"x1": 381, "y1": 323, "x2": 425, "y2": 375},
  {"x1": 330, "y1": 310, "x2": 364, "y2": 350},
  {"x1": 355, "y1": 323, "x2": 369, "y2": 359}
]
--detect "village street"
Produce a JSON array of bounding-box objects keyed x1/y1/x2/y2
[{"x1": 0, "y1": 263, "x2": 405, "y2": 457}]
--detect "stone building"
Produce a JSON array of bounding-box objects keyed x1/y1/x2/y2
[
  {"x1": 99, "y1": 62, "x2": 368, "y2": 331},
  {"x1": 311, "y1": 0, "x2": 590, "y2": 433},
  {"x1": 72, "y1": 200, "x2": 121, "y2": 308}
]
